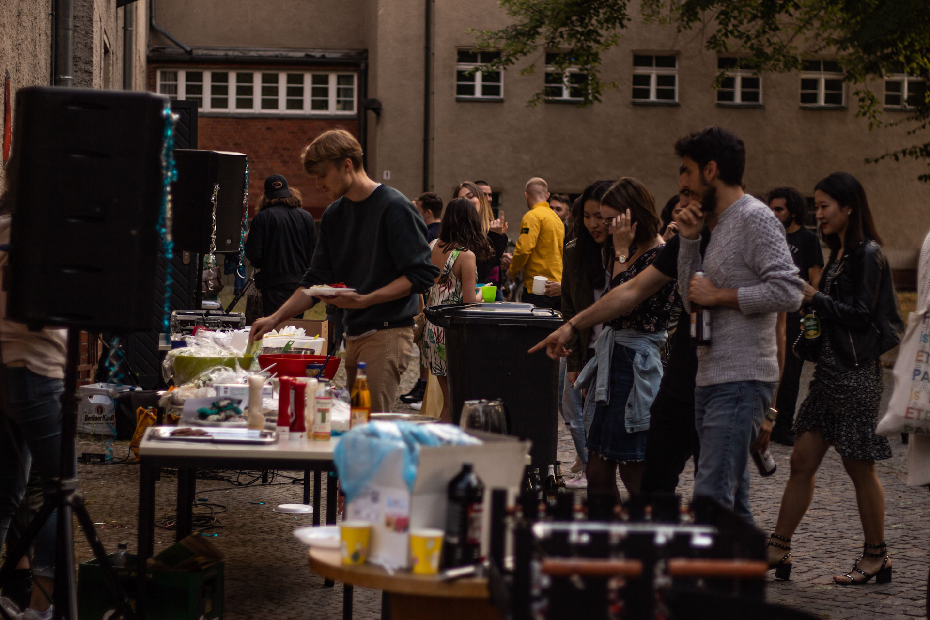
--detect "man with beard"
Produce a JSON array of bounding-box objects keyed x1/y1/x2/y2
[
  {"x1": 766, "y1": 187, "x2": 824, "y2": 445},
  {"x1": 675, "y1": 127, "x2": 803, "y2": 523}
]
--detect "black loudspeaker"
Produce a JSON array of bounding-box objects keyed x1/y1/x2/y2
[
  {"x1": 172, "y1": 149, "x2": 247, "y2": 254},
  {"x1": 6, "y1": 87, "x2": 168, "y2": 333}
]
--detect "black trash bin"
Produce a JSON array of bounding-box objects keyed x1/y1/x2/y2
[{"x1": 425, "y1": 302, "x2": 563, "y2": 471}]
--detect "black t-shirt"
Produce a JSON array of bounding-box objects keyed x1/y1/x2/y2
[
  {"x1": 650, "y1": 232, "x2": 711, "y2": 404},
  {"x1": 785, "y1": 227, "x2": 824, "y2": 283},
  {"x1": 427, "y1": 221, "x2": 441, "y2": 243}
]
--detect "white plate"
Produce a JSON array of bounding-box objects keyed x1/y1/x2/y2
[
  {"x1": 293, "y1": 526, "x2": 340, "y2": 549},
  {"x1": 302, "y1": 286, "x2": 356, "y2": 297},
  {"x1": 274, "y1": 503, "x2": 314, "y2": 514}
]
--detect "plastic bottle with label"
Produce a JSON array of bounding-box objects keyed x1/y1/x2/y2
[
  {"x1": 313, "y1": 380, "x2": 332, "y2": 441},
  {"x1": 689, "y1": 270, "x2": 713, "y2": 346}
]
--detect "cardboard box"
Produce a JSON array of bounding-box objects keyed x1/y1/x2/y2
[
  {"x1": 280, "y1": 319, "x2": 329, "y2": 353},
  {"x1": 76, "y1": 383, "x2": 134, "y2": 436},
  {"x1": 346, "y1": 432, "x2": 530, "y2": 569},
  {"x1": 214, "y1": 383, "x2": 273, "y2": 401}
]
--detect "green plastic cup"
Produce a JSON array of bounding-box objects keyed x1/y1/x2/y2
[{"x1": 481, "y1": 285, "x2": 497, "y2": 302}]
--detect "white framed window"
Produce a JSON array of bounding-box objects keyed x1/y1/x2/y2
[
  {"x1": 800, "y1": 60, "x2": 844, "y2": 108},
  {"x1": 456, "y1": 50, "x2": 503, "y2": 100},
  {"x1": 155, "y1": 69, "x2": 357, "y2": 115},
  {"x1": 632, "y1": 54, "x2": 678, "y2": 103},
  {"x1": 716, "y1": 57, "x2": 762, "y2": 105},
  {"x1": 544, "y1": 52, "x2": 588, "y2": 102},
  {"x1": 885, "y1": 73, "x2": 927, "y2": 109}
]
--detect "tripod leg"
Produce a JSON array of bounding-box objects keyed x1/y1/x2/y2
[
  {"x1": 176, "y1": 467, "x2": 196, "y2": 540},
  {"x1": 136, "y1": 460, "x2": 158, "y2": 620},
  {"x1": 71, "y1": 495, "x2": 135, "y2": 620},
  {"x1": 53, "y1": 491, "x2": 76, "y2": 620},
  {"x1": 0, "y1": 498, "x2": 55, "y2": 590}
]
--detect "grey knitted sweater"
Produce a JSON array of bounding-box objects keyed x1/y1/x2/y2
[{"x1": 678, "y1": 194, "x2": 805, "y2": 387}]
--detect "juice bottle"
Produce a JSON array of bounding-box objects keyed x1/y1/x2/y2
[
  {"x1": 313, "y1": 380, "x2": 332, "y2": 441},
  {"x1": 350, "y1": 362, "x2": 371, "y2": 428}
]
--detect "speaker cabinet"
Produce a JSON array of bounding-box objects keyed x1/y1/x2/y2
[
  {"x1": 6, "y1": 87, "x2": 168, "y2": 333},
  {"x1": 172, "y1": 149, "x2": 247, "y2": 254}
]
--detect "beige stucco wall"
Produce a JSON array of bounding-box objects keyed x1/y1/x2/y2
[
  {"x1": 149, "y1": 0, "x2": 368, "y2": 50},
  {"x1": 428, "y1": 3, "x2": 930, "y2": 271}
]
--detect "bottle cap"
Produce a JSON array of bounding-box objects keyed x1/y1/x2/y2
[
  {"x1": 118, "y1": 542, "x2": 128, "y2": 550},
  {"x1": 462, "y1": 463, "x2": 473, "y2": 471}
]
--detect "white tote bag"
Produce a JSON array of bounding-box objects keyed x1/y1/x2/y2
[{"x1": 877, "y1": 302, "x2": 930, "y2": 436}]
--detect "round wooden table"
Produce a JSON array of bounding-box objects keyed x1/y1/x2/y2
[{"x1": 308, "y1": 548, "x2": 502, "y2": 620}]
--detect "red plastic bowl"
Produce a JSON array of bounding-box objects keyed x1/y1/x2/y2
[{"x1": 257, "y1": 354, "x2": 341, "y2": 379}]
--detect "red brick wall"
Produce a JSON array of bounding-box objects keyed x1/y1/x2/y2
[{"x1": 198, "y1": 116, "x2": 359, "y2": 219}]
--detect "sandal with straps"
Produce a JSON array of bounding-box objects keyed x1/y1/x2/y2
[
  {"x1": 767, "y1": 533, "x2": 792, "y2": 581},
  {"x1": 834, "y1": 542, "x2": 892, "y2": 585}
]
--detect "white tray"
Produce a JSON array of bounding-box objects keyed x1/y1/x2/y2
[{"x1": 302, "y1": 286, "x2": 356, "y2": 296}]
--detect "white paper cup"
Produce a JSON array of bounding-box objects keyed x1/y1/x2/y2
[{"x1": 532, "y1": 276, "x2": 547, "y2": 295}]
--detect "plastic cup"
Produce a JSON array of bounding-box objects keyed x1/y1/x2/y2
[
  {"x1": 409, "y1": 528, "x2": 444, "y2": 575},
  {"x1": 481, "y1": 285, "x2": 497, "y2": 302},
  {"x1": 340, "y1": 521, "x2": 372, "y2": 565},
  {"x1": 532, "y1": 276, "x2": 547, "y2": 295}
]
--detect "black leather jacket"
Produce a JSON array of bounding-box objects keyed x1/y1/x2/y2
[{"x1": 810, "y1": 240, "x2": 904, "y2": 372}]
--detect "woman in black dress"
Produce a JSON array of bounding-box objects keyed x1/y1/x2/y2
[{"x1": 766, "y1": 172, "x2": 904, "y2": 585}]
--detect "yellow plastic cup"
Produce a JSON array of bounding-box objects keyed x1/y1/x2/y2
[
  {"x1": 409, "y1": 528, "x2": 444, "y2": 575},
  {"x1": 481, "y1": 285, "x2": 497, "y2": 302},
  {"x1": 340, "y1": 521, "x2": 372, "y2": 565}
]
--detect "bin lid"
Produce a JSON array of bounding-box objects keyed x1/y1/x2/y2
[{"x1": 448, "y1": 302, "x2": 563, "y2": 326}]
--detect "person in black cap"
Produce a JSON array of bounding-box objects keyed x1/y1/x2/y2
[{"x1": 244, "y1": 174, "x2": 318, "y2": 317}]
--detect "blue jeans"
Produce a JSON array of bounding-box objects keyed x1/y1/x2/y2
[
  {"x1": 0, "y1": 367, "x2": 65, "y2": 577},
  {"x1": 559, "y1": 358, "x2": 587, "y2": 466},
  {"x1": 693, "y1": 380, "x2": 776, "y2": 524}
]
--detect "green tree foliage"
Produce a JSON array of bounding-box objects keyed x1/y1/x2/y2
[{"x1": 476, "y1": 0, "x2": 930, "y2": 179}]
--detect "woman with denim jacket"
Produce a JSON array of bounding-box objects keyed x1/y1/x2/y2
[
  {"x1": 766, "y1": 172, "x2": 904, "y2": 585},
  {"x1": 574, "y1": 178, "x2": 678, "y2": 498}
]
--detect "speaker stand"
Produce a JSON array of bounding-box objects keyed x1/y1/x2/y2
[{"x1": 0, "y1": 330, "x2": 135, "y2": 620}]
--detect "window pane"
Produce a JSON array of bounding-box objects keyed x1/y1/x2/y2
[
  {"x1": 633, "y1": 55, "x2": 653, "y2": 67},
  {"x1": 211, "y1": 72, "x2": 228, "y2": 109},
  {"x1": 632, "y1": 88, "x2": 651, "y2": 100},
  {"x1": 456, "y1": 70, "x2": 476, "y2": 84},
  {"x1": 823, "y1": 60, "x2": 842, "y2": 73},
  {"x1": 456, "y1": 83, "x2": 476, "y2": 97},
  {"x1": 185, "y1": 71, "x2": 203, "y2": 105},
  {"x1": 235, "y1": 72, "x2": 253, "y2": 109},
  {"x1": 655, "y1": 55, "x2": 676, "y2": 68},
  {"x1": 632, "y1": 74, "x2": 651, "y2": 87},
  {"x1": 741, "y1": 90, "x2": 760, "y2": 103},
  {"x1": 655, "y1": 88, "x2": 676, "y2": 100},
  {"x1": 310, "y1": 74, "x2": 328, "y2": 110},
  {"x1": 824, "y1": 79, "x2": 843, "y2": 92},
  {"x1": 544, "y1": 72, "x2": 563, "y2": 86},
  {"x1": 544, "y1": 85, "x2": 563, "y2": 99},
  {"x1": 481, "y1": 83, "x2": 501, "y2": 98},
  {"x1": 907, "y1": 80, "x2": 927, "y2": 106},
  {"x1": 480, "y1": 51, "x2": 501, "y2": 63},
  {"x1": 720, "y1": 76, "x2": 736, "y2": 90},
  {"x1": 159, "y1": 70, "x2": 178, "y2": 98},
  {"x1": 457, "y1": 50, "x2": 478, "y2": 64},
  {"x1": 824, "y1": 92, "x2": 843, "y2": 105},
  {"x1": 742, "y1": 77, "x2": 760, "y2": 90},
  {"x1": 336, "y1": 74, "x2": 354, "y2": 111},
  {"x1": 717, "y1": 90, "x2": 735, "y2": 102},
  {"x1": 800, "y1": 91, "x2": 818, "y2": 105},
  {"x1": 800, "y1": 78, "x2": 819, "y2": 91},
  {"x1": 545, "y1": 52, "x2": 559, "y2": 66},
  {"x1": 885, "y1": 80, "x2": 902, "y2": 93},
  {"x1": 286, "y1": 73, "x2": 304, "y2": 110},
  {"x1": 261, "y1": 73, "x2": 279, "y2": 110},
  {"x1": 718, "y1": 57, "x2": 737, "y2": 70},
  {"x1": 482, "y1": 71, "x2": 501, "y2": 85},
  {"x1": 656, "y1": 75, "x2": 676, "y2": 87},
  {"x1": 885, "y1": 93, "x2": 903, "y2": 107},
  {"x1": 802, "y1": 60, "x2": 820, "y2": 72},
  {"x1": 568, "y1": 73, "x2": 587, "y2": 86}
]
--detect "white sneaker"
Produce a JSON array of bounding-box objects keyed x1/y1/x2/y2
[
  {"x1": 564, "y1": 473, "x2": 587, "y2": 489},
  {"x1": 570, "y1": 457, "x2": 584, "y2": 474},
  {"x1": 409, "y1": 402, "x2": 422, "y2": 411},
  {"x1": 21, "y1": 607, "x2": 53, "y2": 620},
  {"x1": 0, "y1": 597, "x2": 22, "y2": 619}
]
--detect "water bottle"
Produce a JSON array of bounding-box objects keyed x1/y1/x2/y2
[
  {"x1": 690, "y1": 271, "x2": 712, "y2": 345},
  {"x1": 112, "y1": 542, "x2": 129, "y2": 568}
]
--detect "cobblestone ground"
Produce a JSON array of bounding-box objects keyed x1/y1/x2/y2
[{"x1": 66, "y1": 354, "x2": 929, "y2": 619}]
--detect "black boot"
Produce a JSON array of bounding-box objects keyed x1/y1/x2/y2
[
  {"x1": 399, "y1": 379, "x2": 427, "y2": 404},
  {"x1": 770, "y1": 424, "x2": 795, "y2": 446}
]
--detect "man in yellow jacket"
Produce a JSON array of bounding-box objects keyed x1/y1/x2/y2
[{"x1": 507, "y1": 177, "x2": 565, "y2": 310}]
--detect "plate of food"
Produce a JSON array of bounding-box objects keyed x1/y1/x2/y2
[
  {"x1": 293, "y1": 526, "x2": 340, "y2": 549},
  {"x1": 302, "y1": 283, "x2": 356, "y2": 297}
]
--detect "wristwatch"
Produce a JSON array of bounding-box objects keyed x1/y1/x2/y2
[
  {"x1": 765, "y1": 407, "x2": 779, "y2": 422},
  {"x1": 615, "y1": 254, "x2": 628, "y2": 264}
]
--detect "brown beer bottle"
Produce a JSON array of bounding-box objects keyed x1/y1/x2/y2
[
  {"x1": 689, "y1": 271, "x2": 712, "y2": 346},
  {"x1": 350, "y1": 362, "x2": 371, "y2": 427}
]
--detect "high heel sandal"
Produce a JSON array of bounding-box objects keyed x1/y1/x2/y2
[
  {"x1": 834, "y1": 542, "x2": 892, "y2": 585},
  {"x1": 767, "y1": 533, "x2": 792, "y2": 581}
]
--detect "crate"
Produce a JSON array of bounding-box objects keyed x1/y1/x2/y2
[{"x1": 77, "y1": 554, "x2": 224, "y2": 620}]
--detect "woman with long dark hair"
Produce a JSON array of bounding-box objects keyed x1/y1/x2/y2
[
  {"x1": 561, "y1": 181, "x2": 616, "y2": 487},
  {"x1": 422, "y1": 198, "x2": 492, "y2": 421},
  {"x1": 454, "y1": 181, "x2": 508, "y2": 293},
  {"x1": 575, "y1": 178, "x2": 678, "y2": 498},
  {"x1": 766, "y1": 172, "x2": 903, "y2": 585}
]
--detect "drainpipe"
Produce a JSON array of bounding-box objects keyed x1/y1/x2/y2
[
  {"x1": 149, "y1": 0, "x2": 192, "y2": 55},
  {"x1": 53, "y1": 0, "x2": 73, "y2": 87},
  {"x1": 359, "y1": 61, "x2": 368, "y2": 171},
  {"x1": 422, "y1": 0, "x2": 432, "y2": 192},
  {"x1": 122, "y1": 1, "x2": 134, "y2": 89}
]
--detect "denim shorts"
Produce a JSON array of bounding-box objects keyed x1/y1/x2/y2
[{"x1": 586, "y1": 344, "x2": 648, "y2": 462}]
